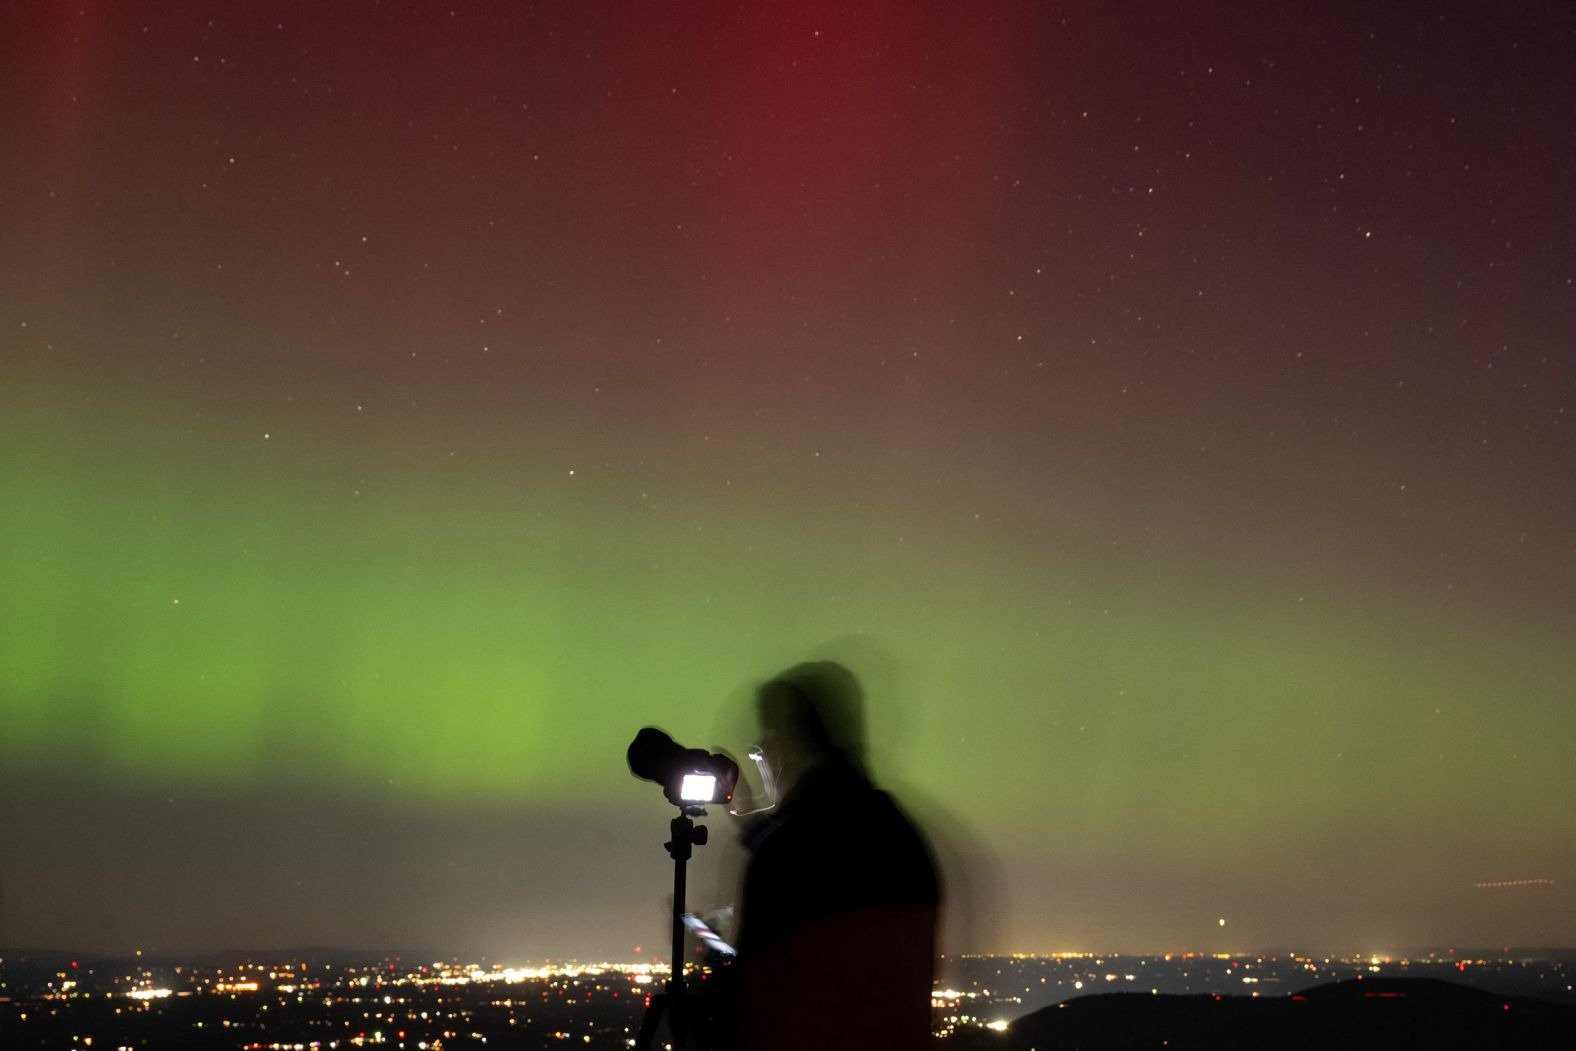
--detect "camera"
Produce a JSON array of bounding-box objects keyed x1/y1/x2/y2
[{"x1": 627, "y1": 727, "x2": 740, "y2": 809}]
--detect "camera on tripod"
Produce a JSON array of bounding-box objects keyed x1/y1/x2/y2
[
  {"x1": 627, "y1": 727, "x2": 740, "y2": 810},
  {"x1": 626, "y1": 728, "x2": 742, "y2": 1050}
]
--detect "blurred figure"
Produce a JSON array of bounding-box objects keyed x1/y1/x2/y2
[{"x1": 734, "y1": 662, "x2": 940, "y2": 1051}]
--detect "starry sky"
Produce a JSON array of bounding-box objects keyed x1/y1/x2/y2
[{"x1": 1, "y1": 1, "x2": 1573, "y2": 959}]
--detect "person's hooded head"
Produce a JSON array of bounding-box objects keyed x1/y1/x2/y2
[{"x1": 755, "y1": 661, "x2": 867, "y2": 797}]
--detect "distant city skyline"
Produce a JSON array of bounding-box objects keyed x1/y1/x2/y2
[
  {"x1": 3, "y1": 946, "x2": 1571, "y2": 1051},
  {"x1": 1, "y1": 1, "x2": 1572, "y2": 957}
]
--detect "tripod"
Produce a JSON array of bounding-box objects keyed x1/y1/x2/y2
[{"x1": 635, "y1": 807, "x2": 715, "y2": 1051}]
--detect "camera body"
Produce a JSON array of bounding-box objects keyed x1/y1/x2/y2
[{"x1": 627, "y1": 727, "x2": 740, "y2": 809}]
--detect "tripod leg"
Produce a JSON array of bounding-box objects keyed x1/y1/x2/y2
[{"x1": 634, "y1": 991, "x2": 666, "y2": 1051}]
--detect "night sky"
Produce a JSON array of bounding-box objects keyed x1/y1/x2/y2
[{"x1": 2, "y1": 1, "x2": 1572, "y2": 959}]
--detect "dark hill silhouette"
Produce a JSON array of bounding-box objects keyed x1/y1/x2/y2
[{"x1": 973, "y1": 977, "x2": 1576, "y2": 1051}]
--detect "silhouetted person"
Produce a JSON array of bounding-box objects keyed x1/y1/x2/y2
[{"x1": 734, "y1": 661, "x2": 939, "y2": 1051}]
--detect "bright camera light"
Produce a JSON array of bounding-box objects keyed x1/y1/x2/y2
[{"x1": 679, "y1": 773, "x2": 716, "y2": 801}]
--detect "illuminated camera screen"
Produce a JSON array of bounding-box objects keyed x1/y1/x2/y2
[{"x1": 679, "y1": 773, "x2": 718, "y2": 802}]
